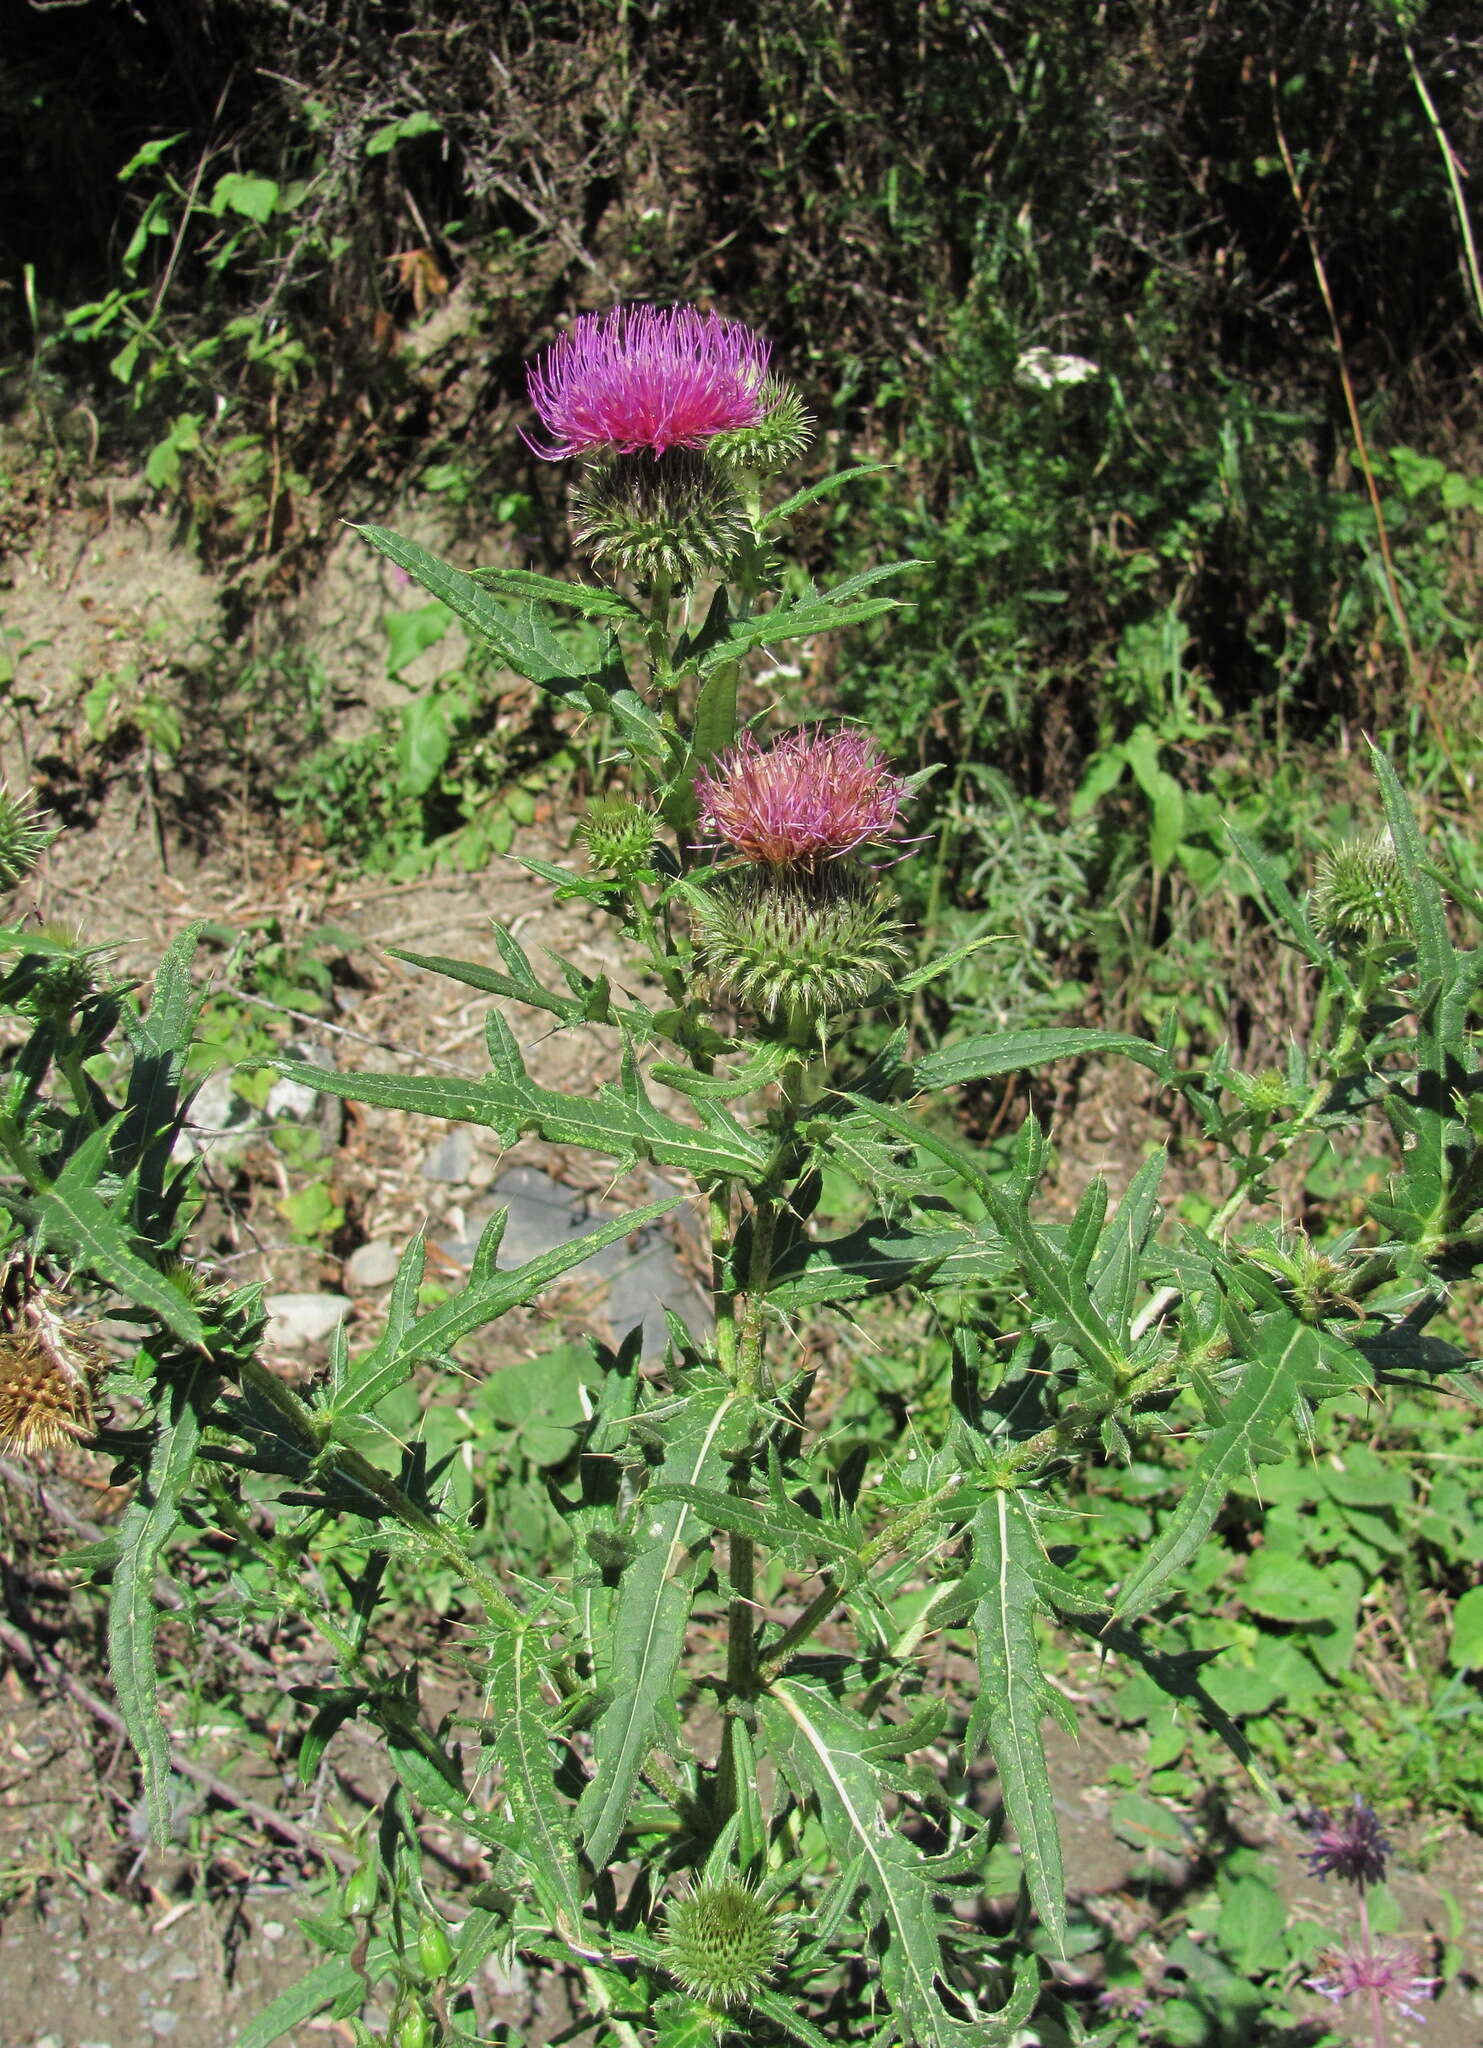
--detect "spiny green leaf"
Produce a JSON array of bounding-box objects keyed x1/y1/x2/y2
[
  {"x1": 693, "y1": 562, "x2": 919, "y2": 674},
  {"x1": 233, "y1": 1958, "x2": 365, "y2": 2048},
  {"x1": 761, "y1": 463, "x2": 893, "y2": 531},
  {"x1": 762, "y1": 1680, "x2": 998, "y2": 2048},
  {"x1": 109, "y1": 1378, "x2": 205, "y2": 1844},
  {"x1": 1114, "y1": 1322, "x2": 1311, "y2": 1620},
  {"x1": 911, "y1": 1026, "x2": 1163, "y2": 1093},
  {"x1": 965, "y1": 1491, "x2": 1066, "y2": 1953},
  {"x1": 488, "y1": 1623, "x2": 587, "y2": 1935},
  {"x1": 7, "y1": 1116, "x2": 209, "y2": 1349},
  {"x1": 647, "y1": 1480, "x2": 860, "y2": 1580},
  {"x1": 353, "y1": 524, "x2": 623, "y2": 695},
  {"x1": 468, "y1": 564, "x2": 638, "y2": 618},
  {"x1": 577, "y1": 1384, "x2": 740, "y2": 1870},
  {"x1": 326, "y1": 1195, "x2": 680, "y2": 1419},
  {"x1": 272, "y1": 1022, "x2": 765, "y2": 1182}
]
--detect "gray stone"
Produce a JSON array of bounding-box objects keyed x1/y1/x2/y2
[
  {"x1": 265, "y1": 1073, "x2": 323, "y2": 1122},
  {"x1": 344, "y1": 1238, "x2": 402, "y2": 1290},
  {"x1": 173, "y1": 1068, "x2": 259, "y2": 1163},
  {"x1": 422, "y1": 1127, "x2": 477, "y2": 1183},
  {"x1": 146, "y1": 2016, "x2": 180, "y2": 2039},
  {"x1": 264, "y1": 1292, "x2": 351, "y2": 1348},
  {"x1": 437, "y1": 1167, "x2": 709, "y2": 1358}
]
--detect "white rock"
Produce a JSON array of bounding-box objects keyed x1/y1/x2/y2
[
  {"x1": 345, "y1": 1239, "x2": 402, "y2": 1290},
  {"x1": 264, "y1": 1292, "x2": 351, "y2": 1348}
]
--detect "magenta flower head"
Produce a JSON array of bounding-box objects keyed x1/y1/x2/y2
[
  {"x1": 695, "y1": 728, "x2": 910, "y2": 871},
  {"x1": 525, "y1": 305, "x2": 770, "y2": 460},
  {"x1": 1306, "y1": 1938, "x2": 1438, "y2": 2023},
  {"x1": 1299, "y1": 1798, "x2": 1391, "y2": 1887}
]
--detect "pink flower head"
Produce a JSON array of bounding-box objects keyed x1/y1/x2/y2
[
  {"x1": 1299, "y1": 1798, "x2": 1391, "y2": 1887},
  {"x1": 525, "y1": 305, "x2": 770, "y2": 460},
  {"x1": 1306, "y1": 1938, "x2": 1438, "y2": 2023},
  {"x1": 695, "y1": 727, "x2": 909, "y2": 870}
]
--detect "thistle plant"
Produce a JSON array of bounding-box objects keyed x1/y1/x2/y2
[
  {"x1": 2, "y1": 305, "x2": 1477, "y2": 2047},
  {"x1": 1301, "y1": 1800, "x2": 1438, "y2": 2043}
]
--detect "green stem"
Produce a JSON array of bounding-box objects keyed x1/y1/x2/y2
[
  {"x1": 711, "y1": 1180, "x2": 739, "y2": 1383},
  {"x1": 645, "y1": 571, "x2": 676, "y2": 730},
  {"x1": 756, "y1": 1475, "x2": 963, "y2": 1686},
  {"x1": 56, "y1": 1048, "x2": 104, "y2": 1137},
  {"x1": 234, "y1": 1354, "x2": 524, "y2": 1631}
]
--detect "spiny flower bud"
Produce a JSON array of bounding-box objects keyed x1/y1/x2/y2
[
  {"x1": 1309, "y1": 832, "x2": 1409, "y2": 945},
  {"x1": 0, "y1": 1281, "x2": 105, "y2": 1455},
  {"x1": 1229, "y1": 1066, "x2": 1289, "y2": 1115},
  {"x1": 7, "y1": 927, "x2": 103, "y2": 1026},
  {"x1": 579, "y1": 796, "x2": 658, "y2": 877},
  {"x1": 694, "y1": 865, "x2": 908, "y2": 1029},
  {"x1": 0, "y1": 786, "x2": 54, "y2": 892},
  {"x1": 570, "y1": 451, "x2": 750, "y2": 588},
  {"x1": 659, "y1": 1878, "x2": 785, "y2": 2009},
  {"x1": 706, "y1": 378, "x2": 814, "y2": 477},
  {"x1": 696, "y1": 727, "x2": 909, "y2": 870}
]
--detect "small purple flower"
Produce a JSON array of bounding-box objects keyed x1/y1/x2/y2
[
  {"x1": 1300, "y1": 1798, "x2": 1391, "y2": 1887},
  {"x1": 695, "y1": 728, "x2": 910, "y2": 870},
  {"x1": 525, "y1": 305, "x2": 770, "y2": 459},
  {"x1": 1307, "y1": 1938, "x2": 1438, "y2": 2023}
]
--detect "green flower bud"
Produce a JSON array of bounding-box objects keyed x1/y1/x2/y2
[
  {"x1": 705, "y1": 378, "x2": 814, "y2": 478},
  {"x1": 417, "y1": 1914, "x2": 454, "y2": 1979},
  {"x1": 395, "y1": 2005, "x2": 433, "y2": 2048},
  {"x1": 659, "y1": 1878, "x2": 785, "y2": 2009},
  {"x1": 570, "y1": 450, "x2": 749, "y2": 588},
  {"x1": 1309, "y1": 832, "x2": 1409, "y2": 945},
  {"x1": 345, "y1": 1859, "x2": 380, "y2": 1919},
  {"x1": 579, "y1": 795, "x2": 658, "y2": 877},
  {"x1": 694, "y1": 865, "x2": 908, "y2": 1031}
]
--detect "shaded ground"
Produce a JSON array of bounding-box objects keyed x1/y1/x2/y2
[{"x1": 0, "y1": 490, "x2": 1480, "y2": 2047}]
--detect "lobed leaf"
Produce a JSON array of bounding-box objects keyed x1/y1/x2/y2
[
  {"x1": 762, "y1": 1679, "x2": 1027, "y2": 2047},
  {"x1": 577, "y1": 1383, "x2": 741, "y2": 1870},
  {"x1": 965, "y1": 1491, "x2": 1067, "y2": 1952},
  {"x1": 1114, "y1": 1319, "x2": 1314, "y2": 1620},
  {"x1": 326, "y1": 1195, "x2": 681, "y2": 1419},
  {"x1": 353, "y1": 523, "x2": 626, "y2": 696},
  {"x1": 271, "y1": 1021, "x2": 766, "y2": 1181},
  {"x1": 109, "y1": 1378, "x2": 205, "y2": 1843},
  {"x1": 911, "y1": 1026, "x2": 1164, "y2": 1093},
  {"x1": 487, "y1": 1622, "x2": 587, "y2": 1935}
]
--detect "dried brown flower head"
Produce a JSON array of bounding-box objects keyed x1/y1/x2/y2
[{"x1": 0, "y1": 1270, "x2": 105, "y2": 1455}]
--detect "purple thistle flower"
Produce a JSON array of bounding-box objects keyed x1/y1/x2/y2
[
  {"x1": 1300, "y1": 1798, "x2": 1391, "y2": 1887},
  {"x1": 1306, "y1": 1938, "x2": 1438, "y2": 2024},
  {"x1": 695, "y1": 728, "x2": 910, "y2": 870},
  {"x1": 525, "y1": 305, "x2": 770, "y2": 460}
]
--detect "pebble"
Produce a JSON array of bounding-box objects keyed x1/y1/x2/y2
[
  {"x1": 146, "y1": 2015, "x2": 179, "y2": 2039},
  {"x1": 167, "y1": 1958, "x2": 200, "y2": 1982},
  {"x1": 436, "y1": 1164, "x2": 709, "y2": 1356},
  {"x1": 173, "y1": 1069, "x2": 258, "y2": 1162},
  {"x1": 344, "y1": 1237, "x2": 402, "y2": 1290},
  {"x1": 262, "y1": 1919, "x2": 286, "y2": 1941},
  {"x1": 264, "y1": 1291, "x2": 351, "y2": 1348},
  {"x1": 422, "y1": 1127, "x2": 476, "y2": 1183}
]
